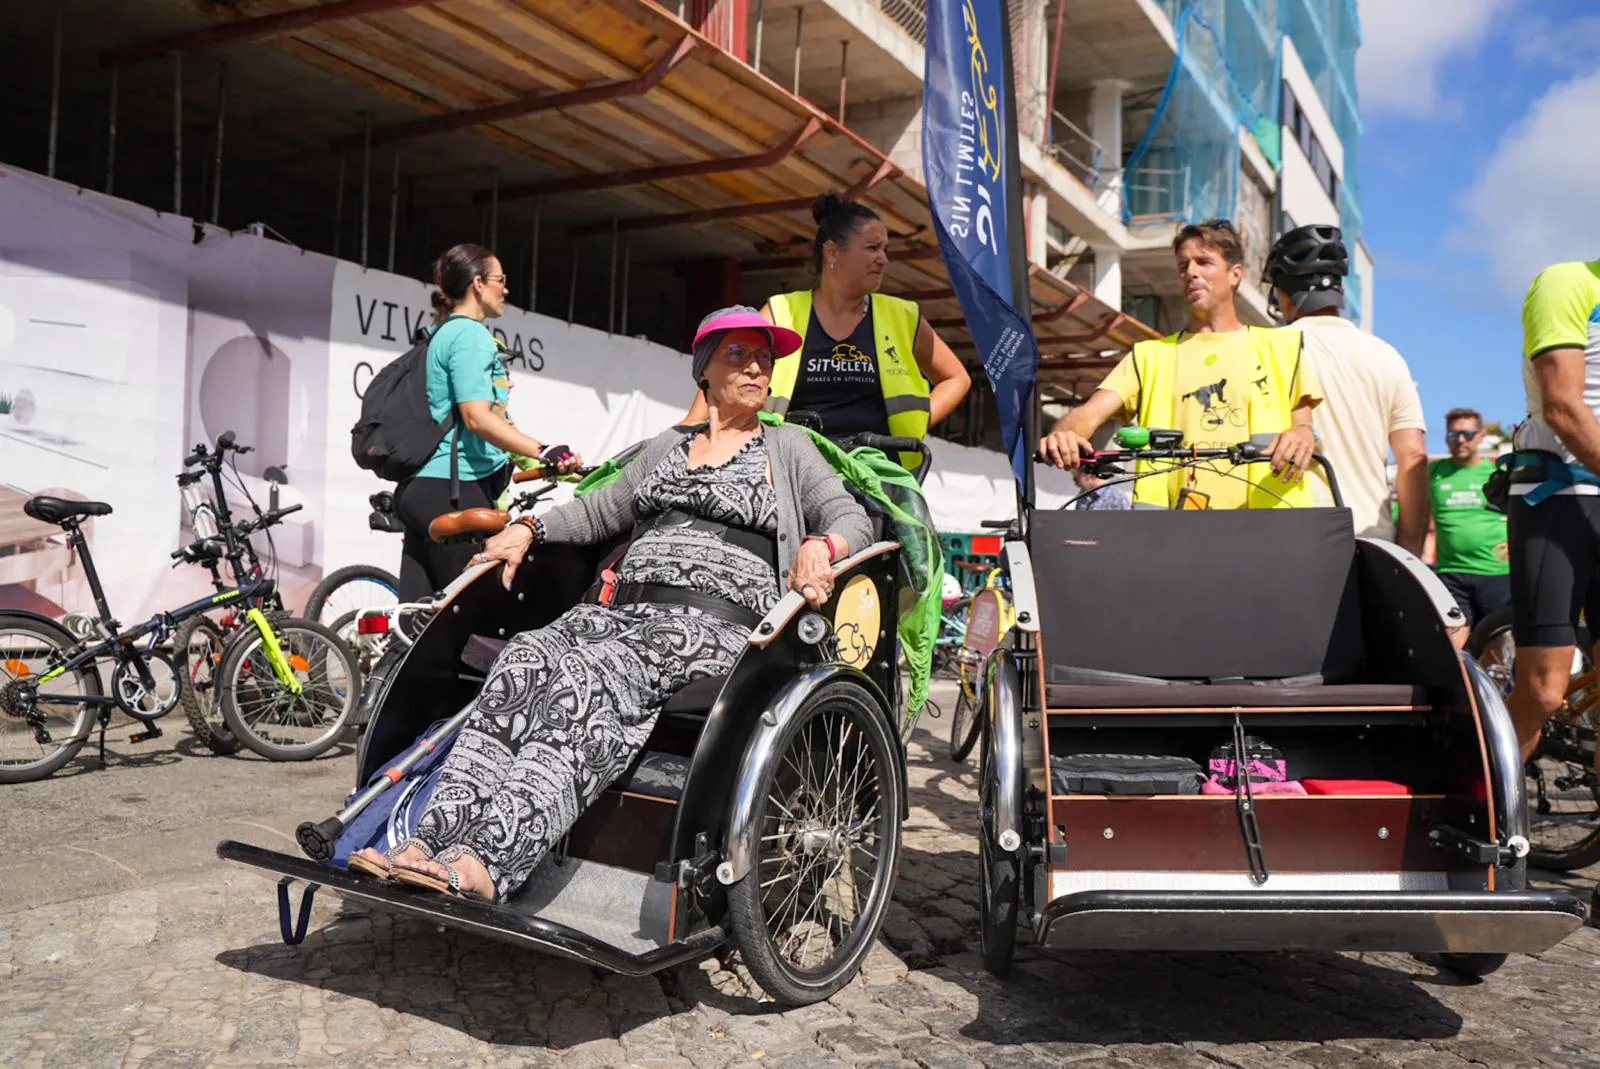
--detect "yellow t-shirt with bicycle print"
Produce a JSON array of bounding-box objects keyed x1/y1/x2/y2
[{"x1": 1100, "y1": 327, "x2": 1322, "y2": 510}]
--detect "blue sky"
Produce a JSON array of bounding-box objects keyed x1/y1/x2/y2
[{"x1": 1356, "y1": 0, "x2": 1600, "y2": 438}]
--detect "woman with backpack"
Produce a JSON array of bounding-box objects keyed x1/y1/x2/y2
[{"x1": 394, "y1": 243, "x2": 581, "y2": 601}]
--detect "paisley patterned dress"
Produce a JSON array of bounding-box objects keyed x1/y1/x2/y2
[{"x1": 413, "y1": 435, "x2": 780, "y2": 899}]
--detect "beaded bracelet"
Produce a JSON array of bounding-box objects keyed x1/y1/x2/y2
[{"x1": 513, "y1": 513, "x2": 547, "y2": 543}]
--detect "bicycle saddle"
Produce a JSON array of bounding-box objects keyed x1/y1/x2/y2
[
  {"x1": 24, "y1": 496, "x2": 113, "y2": 525},
  {"x1": 428, "y1": 508, "x2": 508, "y2": 544}
]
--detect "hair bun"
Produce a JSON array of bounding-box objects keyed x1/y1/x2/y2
[
  {"x1": 811, "y1": 192, "x2": 849, "y2": 225},
  {"x1": 430, "y1": 290, "x2": 452, "y2": 315}
]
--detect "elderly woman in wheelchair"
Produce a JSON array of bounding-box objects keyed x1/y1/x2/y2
[{"x1": 349, "y1": 306, "x2": 872, "y2": 903}]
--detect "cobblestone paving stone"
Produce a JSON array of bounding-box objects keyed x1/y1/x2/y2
[{"x1": 3, "y1": 685, "x2": 1598, "y2": 1068}]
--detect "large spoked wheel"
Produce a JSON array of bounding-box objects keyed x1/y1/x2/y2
[
  {"x1": 947, "y1": 673, "x2": 982, "y2": 762},
  {"x1": 977, "y1": 711, "x2": 1021, "y2": 977},
  {"x1": 304, "y1": 565, "x2": 397, "y2": 645},
  {"x1": 1468, "y1": 608, "x2": 1600, "y2": 871},
  {"x1": 174, "y1": 615, "x2": 239, "y2": 755},
  {"x1": 726, "y1": 679, "x2": 902, "y2": 1006},
  {"x1": 218, "y1": 618, "x2": 359, "y2": 761},
  {"x1": 0, "y1": 615, "x2": 101, "y2": 783}
]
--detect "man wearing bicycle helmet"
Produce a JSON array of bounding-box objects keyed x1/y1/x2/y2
[
  {"x1": 1506, "y1": 256, "x2": 1600, "y2": 769},
  {"x1": 1039, "y1": 219, "x2": 1321, "y2": 509},
  {"x1": 1263, "y1": 224, "x2": 1429, "y2": 555}
]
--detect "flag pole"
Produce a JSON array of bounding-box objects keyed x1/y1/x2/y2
[{"x1": 995, "y1": 0, "x2": 1037, "y2": 521}]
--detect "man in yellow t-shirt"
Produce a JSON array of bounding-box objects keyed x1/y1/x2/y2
[{"x1": 1039, "y1": 220, "x2": 1322, "y2": 508}]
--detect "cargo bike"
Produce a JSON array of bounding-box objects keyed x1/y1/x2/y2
[
  {"x1": 975, "y1": 429, "x2": 1588, "y2": 980},
  {"x1": 218, "y1": 432, "x2": 933, "y2": 1006}
]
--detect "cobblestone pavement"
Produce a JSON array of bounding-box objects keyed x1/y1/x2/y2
[{"x1": 3, "y1": 683, "x2": 1599, "y2": 1069}]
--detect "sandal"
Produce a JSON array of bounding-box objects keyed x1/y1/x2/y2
[
  {"x1": 392, "y1": 845, "x2": 497, "y2": 903},
  {"x1": 346, "y1": 837, "x2": 427, "y2": 881}
]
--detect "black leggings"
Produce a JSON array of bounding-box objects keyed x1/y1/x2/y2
[{"x1": 395, "y1": 468, "x2": 511, "y2": 602}]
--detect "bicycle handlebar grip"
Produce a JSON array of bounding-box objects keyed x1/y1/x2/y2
[
  {"x1": 852, "y1": 433, "x2": 925, "y2": 457},
  {"x1": 217, "y1": 430, "x2": 237, "y2": 451},
  {"x1": 979, "y1": 519, "x2": 1013, "y2": 529},
  {"x1": 274, "y1": 504, "x2": 305, "y2": 519},
  {"x1": 511, "y1": 463, "x2": 556, "y2": 484},
  {"x1": 428, "y1": 508, "x2": 509, "y2": 544},
  {"x1": 296, "y1": 817, "x2": 344, "y2": 863},
  {"x1": 183, "y1": 447, "x2": 206, "y2": 467}
]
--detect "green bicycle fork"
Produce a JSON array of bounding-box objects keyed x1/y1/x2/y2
[{"x1": 248, "y1": 608, "x2": 305, "y2": 695}]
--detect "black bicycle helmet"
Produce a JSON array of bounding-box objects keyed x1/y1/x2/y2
[{"x1": 1263, "y1": 224, "x2": 1348, "y2": 289}]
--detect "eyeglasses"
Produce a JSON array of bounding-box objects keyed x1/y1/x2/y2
[
  {"x1": 718, "y1": 343, "x2": 775, "y2": 369},
  {"x1": 480, "y1": 273, "x2": 508, "y2": 286},
  {"x1": 1445, "y1": 430, "x2": 1479, "y2": 442}
]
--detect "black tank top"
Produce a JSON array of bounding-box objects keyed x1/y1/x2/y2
[{"x1": 790, "y1": 304, "x2": 890, "y2": 440}]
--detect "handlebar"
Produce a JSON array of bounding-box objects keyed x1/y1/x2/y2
[
  {"x1": 1051, "y1": 441, "x2": 1343, "y2": 508},
  {"x1": 183, "y1": 430, "x2": 254, "y2": 468},
  {"x1": 511, "y1": 463, "x2": 597, "y2": 485}
]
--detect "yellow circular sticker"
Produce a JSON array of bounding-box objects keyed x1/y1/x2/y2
[{"x1": 832, "y1": 575, "x2": 881, "y2": 668}]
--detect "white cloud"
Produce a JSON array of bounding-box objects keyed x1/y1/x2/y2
[
  {"x1": 1459, "y1": 71, "x2": 1600, "y2": 293},
  {"x1": 1357, "y1": 0, "x2": 1509, "y2": 118}
]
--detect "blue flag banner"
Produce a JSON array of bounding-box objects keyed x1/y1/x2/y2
[{"x1": 922, "y1": 0, "x2": 1040, "y2": 486}]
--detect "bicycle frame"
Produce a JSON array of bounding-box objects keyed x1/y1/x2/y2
[{"x1": 31, "y1": 577, "x2": 276, "y2": 705}]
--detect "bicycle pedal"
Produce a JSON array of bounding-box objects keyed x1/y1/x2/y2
[{"x1": 129, "y1": 727, "x2": 164, "y2": 744}]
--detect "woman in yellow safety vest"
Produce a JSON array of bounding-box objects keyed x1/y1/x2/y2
[{"x1": 683, "y1": 193, "x2": 971, "y2": 466}]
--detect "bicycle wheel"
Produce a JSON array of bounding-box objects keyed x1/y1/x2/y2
[
  {"x1": 0, "y1": 615, "x2": 101, "y2": 783},
  {"x1": 303, "y1": 565, "x2": 398, "y2": 643},
  {"x1": 948, "y1": 677, "x2": 982, "y2": 762},
  {"x1": 174, "y1": 614, "x2": 239, "y2": 755},
  {"x1": 1469, "y1": 608, "x2": 1600, "y2": 869},
  {"x1": 218, "y1": 618, "x2": 359, "y2": 760}
]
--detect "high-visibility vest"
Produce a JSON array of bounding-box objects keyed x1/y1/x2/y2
[
  {"x1": 766, "y1": 290, "x2": 929, "y2": 470},
  {"x1": 1126, "y1": 326, "x2": 1314, "y2": 509}
]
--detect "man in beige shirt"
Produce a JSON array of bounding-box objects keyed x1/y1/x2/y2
[{"x1": 1263, "y1": 225, "x2": 1428, "y2": 554}]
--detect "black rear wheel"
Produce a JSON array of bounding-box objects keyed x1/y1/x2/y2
[
  {"x1": 1468, "y1": 608, "x2": 1600, "y2": 871},
  {"x1": 0, "y1": 615, "x2": 100, "y2": 783},
  {"x1": 977, "y1": 717, "x2": 1020, "y2": 977},
  {"x1": 726, "y1": 679, "x2": 902, "y2": 1006},
  {"x1": 948, "y1": 681, "x2": 981, "y2": 762},
  {"x1": 175, "y1": 615, "x2": 239, "y2": 754}
]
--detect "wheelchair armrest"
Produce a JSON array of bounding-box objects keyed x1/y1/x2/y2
[{"x1": 748, "y1": 540, "x2": 902, "y2": 648}]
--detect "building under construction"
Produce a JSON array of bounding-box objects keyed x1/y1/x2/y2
[{"x1": 0, "y1": 0, "x2": 1367, "y2": 447}]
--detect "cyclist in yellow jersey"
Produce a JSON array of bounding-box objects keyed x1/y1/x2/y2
[
  {"x1": 1038, "y1": 219, "x2": 1322, "y2": 508},
  {"x1": 1506, "y1": 258, "x2": 1600, "y2": 773}
]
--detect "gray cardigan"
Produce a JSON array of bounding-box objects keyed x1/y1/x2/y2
[{"x1": 540, "y1": 424, "x2": 874, "y2": 590}]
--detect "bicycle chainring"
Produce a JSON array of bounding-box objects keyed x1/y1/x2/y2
[{"x1": 112, "y1": 649, "x2": 182, "y2": 720}]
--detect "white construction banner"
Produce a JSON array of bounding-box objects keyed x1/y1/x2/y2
[{"x1": 0, "y1": 164, "x2": 1058, "y2": 623}]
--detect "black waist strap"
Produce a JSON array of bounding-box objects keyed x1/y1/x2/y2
[
  {"x1": 632, "y1": 508, "x2": 778, "y2": 571},
  {"x1": 610, "y1": 582, "x2": 763, "y2": 631}
]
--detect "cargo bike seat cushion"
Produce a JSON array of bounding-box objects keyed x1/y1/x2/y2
[{"x1": 1029, "y1": 508, "x2": 1421, "y2": 709}]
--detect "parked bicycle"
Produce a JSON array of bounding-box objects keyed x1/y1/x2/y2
[
  {"x1": 301, "y1": 490, "x2": 400, "y2": 674},
  {"x1": 172, "y1": 432, "x2": 306, "y2": 754},
  {"x1": 0, "y1": 496, "x2": 355, "y2": 782},
  {"x1": 1469, "y1": 606, "x2": 1600, "y2": 871},
  {"x1": 946, "y1": 544, "x2": 1016, "y2": 762}
]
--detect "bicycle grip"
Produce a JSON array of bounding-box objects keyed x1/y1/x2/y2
[
  {"x1": 980, "y1": 519, "x2": 1013, "y2": 529},
  {"x1": 852, "y1": 433, "x2": 923, "y2": 456},
  {"x1": 217, "y1": 430, "x2": 237, "y2": 451},
  {"x1": 183, "y1": 446, "x2": 206, "y2": 467}
]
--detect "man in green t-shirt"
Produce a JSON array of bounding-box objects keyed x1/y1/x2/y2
[{"x1": 1429, "y1": 407, "x2": 1509, "y2": 645}]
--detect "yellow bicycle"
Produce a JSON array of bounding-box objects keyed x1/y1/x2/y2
[{"x1": 947, "y1": 565, "x2": 1015, "y2": 762}]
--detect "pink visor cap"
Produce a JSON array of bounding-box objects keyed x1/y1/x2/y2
[{"x1": 691, "y1": 305, "x2": 804, "y2": 365}]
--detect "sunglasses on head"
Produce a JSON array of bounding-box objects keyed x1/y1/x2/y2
[{"x1": 718, "y1": 343, "x2": 775, "y2": 368}]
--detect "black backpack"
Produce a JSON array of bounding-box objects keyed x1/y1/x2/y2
[{"x1": 350, "y1": 319, "x2": 461, "y2": 490}]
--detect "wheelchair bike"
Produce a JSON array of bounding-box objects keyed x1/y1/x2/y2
[
  {"x1": 218, "y1": 433, "x2": 930, "y2": 1006},
  {"x1": 974, "y1": 430, "x2": 1587, "y2": 981}
]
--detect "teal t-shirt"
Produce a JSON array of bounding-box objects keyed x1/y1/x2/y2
[
  {"x1": 415, "y1": 317, "x2": 509, "y2": 481},
  {"x1": 1429, "y1": 458, "x2": 1509, "y2": 576}
]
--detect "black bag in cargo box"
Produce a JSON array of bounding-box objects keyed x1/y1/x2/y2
[{"x1": 1051, "y1": 753, "x2": 1202, "y2": 795}]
